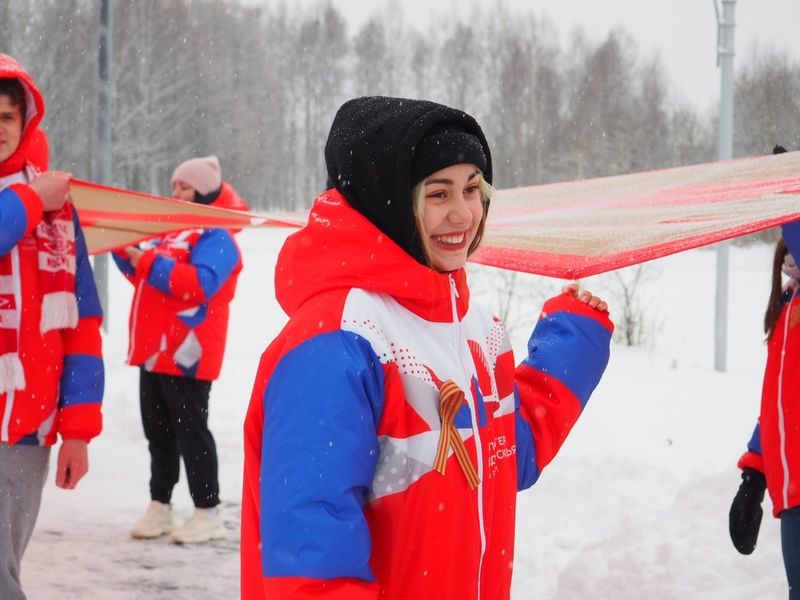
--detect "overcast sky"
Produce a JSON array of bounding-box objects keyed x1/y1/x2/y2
[{"x1": 277, "y1": 0, "x2": 800, "y2": 111}]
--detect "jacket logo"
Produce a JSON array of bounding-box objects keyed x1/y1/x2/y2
[{"x1": 486, "y1": 434, "x2": 516, "y2": 480}]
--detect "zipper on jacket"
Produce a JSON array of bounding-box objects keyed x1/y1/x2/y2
[
  {"x1": 449, "y1": 274, "x2": 486, "y2": 599},
  {"x1": 777, "y1": 288, "x2": 798, "y2": 509}
]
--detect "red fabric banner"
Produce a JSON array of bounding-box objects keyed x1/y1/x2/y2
[
  {"x1": 472, "y1": 151, "x2": 800, "y2": 278},
  {"x1": 68, "y1": 178, "x2": 303, "y2": 254},
  {"x1": 70, "y1": 152, "x2": 800, "y2": 278}
]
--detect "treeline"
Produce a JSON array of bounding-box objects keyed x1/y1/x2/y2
[{"x1": 1, "y1": 0, "x2": 799, "y2": 210}]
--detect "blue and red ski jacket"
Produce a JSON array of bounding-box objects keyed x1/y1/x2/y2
[
  {"x1": 113, "y1": 182, "x2": 246, "y2": 381},
  {"x1": 0, "y1": 55, "x2": 103, "y2": 447},
  {"x1": 0, "y1": 186, "x2": 103, "y2": 446},
  {"x1": 241, "y1": 189, "x2": 613, "y2": 599}
]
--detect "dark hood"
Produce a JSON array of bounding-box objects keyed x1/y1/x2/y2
[{"x1": 324, "y1": 96, "x2": 492, "y2": 265}]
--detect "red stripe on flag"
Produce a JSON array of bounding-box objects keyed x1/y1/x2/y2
[{"x1": 472, "y1": 211, "x2": 800, "y2": 279}]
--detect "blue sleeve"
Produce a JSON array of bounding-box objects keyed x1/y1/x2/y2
[
  {"x1": 783, "y1": 221, "x2": 800, "y2": 259},
  {"x1": 73, "y1": 212, "x2": 102, "y2": 318},
  {"x1": 746, "y1": 423, "x2": 762, "y2": 456},
  {"x1": 60, "y1": 354, "x2": 104, "y2": 407},
  {"x1": 112, "y1": 250, "x2": 135, "y2": 277},
  {"x1": 59, "y1": 213, "x2": 104, "y2": 416},
  {"x1": 518, "y1": 310, "x2": 612, "y2": 409},
  {"x1": 0, "y1": 187, "x2": 30, "y2": 256},
  {"x1": 260, "y1": 330, "x2": 385, "y2": 582}
]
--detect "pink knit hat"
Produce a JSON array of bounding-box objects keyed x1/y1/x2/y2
[{"x1": 171, "y1": 155, "x2": 222, "y2": 195}]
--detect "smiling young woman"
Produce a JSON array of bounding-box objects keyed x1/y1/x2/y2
[
  {"x1": 242, "y1": 95, "x2": 615, "y2": 600},
  {"x1": 414, "y1": 164, "x2": 491, "y2": 272}
]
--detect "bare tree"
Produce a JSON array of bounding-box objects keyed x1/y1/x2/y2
[
  {"x1": 353, "y1": 17, "x2": 389, "y2": 96},
  {"x1": 734, "y1": 46, "x2": 800, "y2": 157},
  {"x1": 8, "y1": 0, "x2": 795, "y2": 220},
  {"x1": 598, "y1": 264, "x2": 661, "y2": 347},
  {"x1": 667, "y1": 105, "x2": 716, "y2": 168},
  {"x1": 111, "y1": 0, "x2": 198, "y2": 191},
  {"x1": 467, "y1": 265, "x2": 556, "y2": 340},
  {"x1": 291, "y1": 4, "x2": 348, "y2": 204},
  {"x1": 0, "y1": 0, "x2": 96, "y2": 176}
]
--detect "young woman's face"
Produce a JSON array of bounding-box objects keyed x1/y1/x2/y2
[
  {"x1": 0, "y1": 94, "x2": 22, "y2": 163},
  {"x1": 171, "y1": 179, "x2": 196, "y2": 202},
  {"x1": 419, "y1": 163, "x2": 484, "y2": 272}
]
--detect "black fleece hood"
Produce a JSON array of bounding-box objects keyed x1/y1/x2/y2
[{"x1": 324, "y1": 96, "x2": 493, "y2": 265}]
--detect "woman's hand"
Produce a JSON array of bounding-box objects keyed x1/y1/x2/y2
[
  {"x1": 563, "y1": 282, "x2": 608, "y2": 312},
  {"x1": 124, "y1": 245, "x2": 144, "y2": 268}
]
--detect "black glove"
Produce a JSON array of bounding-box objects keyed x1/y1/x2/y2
[{"x1": 729, "y1": 468, "x2": 767, "y2": 555}]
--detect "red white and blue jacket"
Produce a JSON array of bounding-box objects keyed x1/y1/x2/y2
[
  {"x1": 0, "y1": 54, "x2": 102, "y2": 447},
  {"x1": 242, "y1": 190, "x2": 613, "y2": 599},
  {"x1": 0, "y1": 185, "x2": 104, "y2": 446},
  {"x1": 113, "y1": 182, "x2": 246, "y2": 381},
  {"x1": 738, "y1": 221, "x2": 800, "y2": 517}
]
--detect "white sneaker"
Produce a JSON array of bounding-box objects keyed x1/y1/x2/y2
[
  {"x1": 170, "y1": 507, "x2": 226, "y2": 544},
  {"x1": 131, "y1": 501, "x2": 175, "y2": 539}
]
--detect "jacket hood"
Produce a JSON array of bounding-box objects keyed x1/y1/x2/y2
[
  {"x1": 210, "y1": 181, "x2": 248, "y2": 212},
  {"x1": 324, "y1": 96, "x2": 492, "y2": 265},
  {"x1": 209, "y1": 181, "x2": 249, "y2": 234},
  {"x1": 0, "y1": 54, "x2": 45, "y2": 177},
  {"x1": 275, "y1": 188, "x2": 470, "y2": 323}
]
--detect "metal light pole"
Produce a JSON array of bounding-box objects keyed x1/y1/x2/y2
[
  {"x1": 713, "y1": 0, "x2": 736, "y2": 372},
  {"x1": 93, "y1": 0, "x2": 112, "y2": 329}
]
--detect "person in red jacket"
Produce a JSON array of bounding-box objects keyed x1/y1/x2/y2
[
  {"x1": 113, "y1": 155, "x2": 246, "y2": 545},
  {"x1": 241, "y1": 96, "x2": 613, "y2": 599},
  {"x1": 0, "y1": 54, "x2": 104, "y2": 600},
  {"x1": 730, "y1": 177, "x2": 800, "y2": 598}
]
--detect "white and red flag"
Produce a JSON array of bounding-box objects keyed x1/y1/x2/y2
[
  {"x1": 473, "y1": 150, "x2": 800, "y2": 278},
  {"x1": 70, "y1": 151, "x2": 800, "y2": 279},
  {"x1": 68, "y1": 178, "x2": 303, "y2": 255}
]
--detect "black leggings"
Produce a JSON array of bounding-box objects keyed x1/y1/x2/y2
[{"x1": 139, "y1": 370, "x2": 219, "y2": 508}]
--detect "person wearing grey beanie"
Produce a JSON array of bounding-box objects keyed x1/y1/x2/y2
[
  {"x1": 171, "y1": 155, "x2": 224, "y2": 204},
  {"x1": 113, "y1": 155, "x2": 248, "y2": 546}
]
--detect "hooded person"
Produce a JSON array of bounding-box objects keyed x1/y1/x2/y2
[
  {"x1": 112, "y1": 155, "x2": 247, "y2": 545},
  {"x1": 0, "y1": 54, "x2": 104, "y2": 600},
  {"x1": 241, "y1": 96, "x2": 614, "y2": 599}
]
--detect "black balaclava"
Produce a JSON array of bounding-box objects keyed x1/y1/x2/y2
[{"x1": 324, "y1": 96, "x2": 493, "y2": 265}]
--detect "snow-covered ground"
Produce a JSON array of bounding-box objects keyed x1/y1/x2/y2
[{"x1": 22, "y1": 228, "x2": 786, "y2": 598}]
